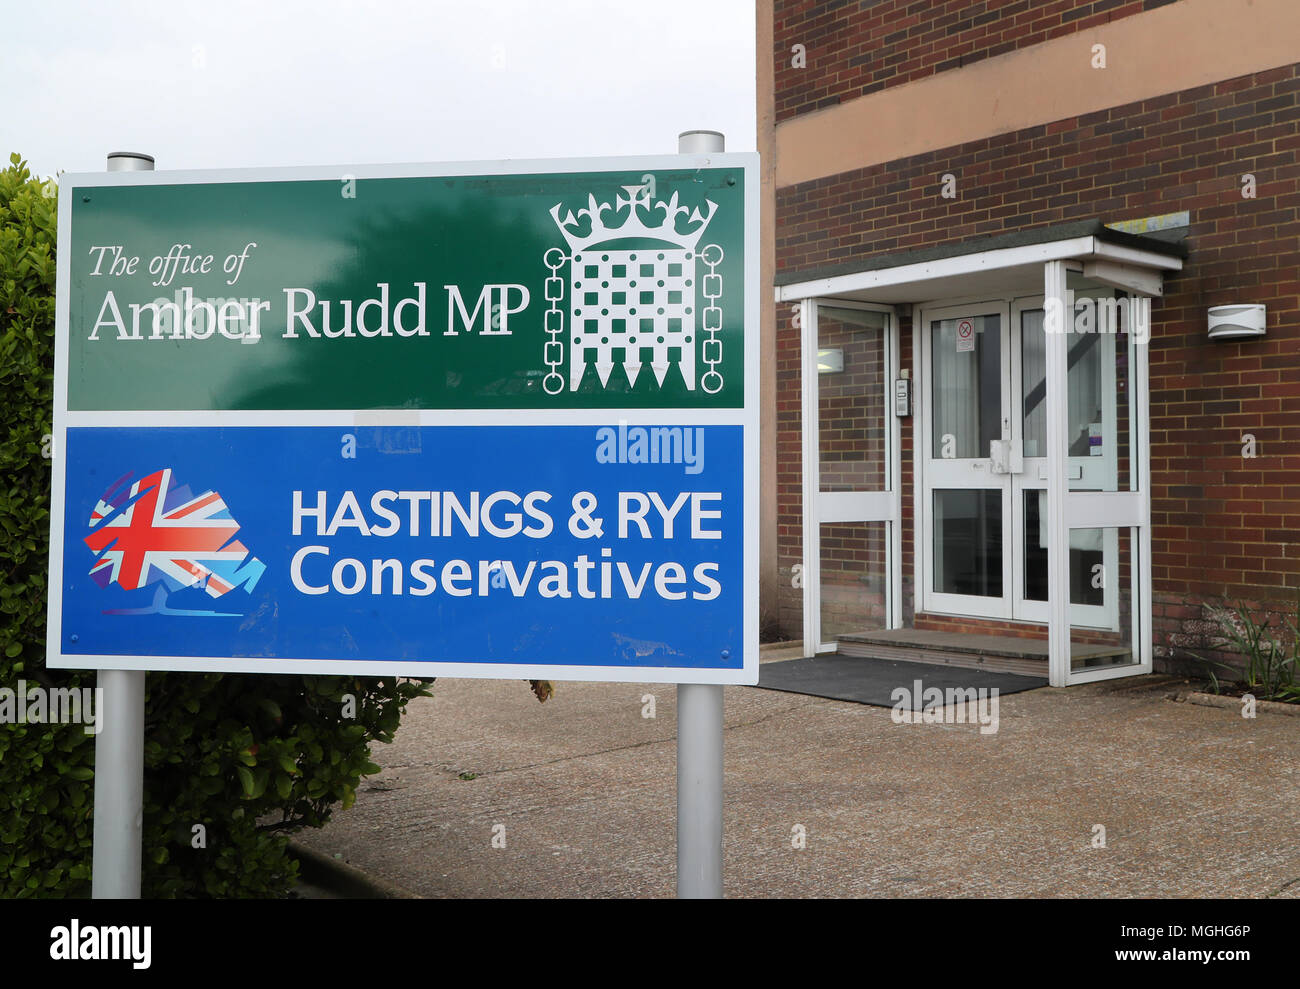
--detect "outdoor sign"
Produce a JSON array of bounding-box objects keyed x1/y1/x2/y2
[{"x1": 49, "y1": 154, "x2": 759, "y2": 684}]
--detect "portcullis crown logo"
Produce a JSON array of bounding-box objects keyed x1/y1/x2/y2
[
  {"x1": 541, "y1": 183, "x2": 725, "y2": 396},
  {"x1": 84, "y1": 468, "x2": 265, "y2": 616}
]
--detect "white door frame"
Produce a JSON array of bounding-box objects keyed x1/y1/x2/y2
[
  {"x1": 1045, "y1": 261, "x2": 1154, "y2": 686},
  {"x1": 800, "y1": 298, "x2": 901, "y2": 655}
]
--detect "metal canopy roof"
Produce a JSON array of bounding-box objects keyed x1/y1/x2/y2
[{"x1": 775, "y1": 219, "x2": 1187, "y2": 305}]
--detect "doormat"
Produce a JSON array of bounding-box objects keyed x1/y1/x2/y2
[{"x1": 754, "y1": 655, "x2": 1046, "y2": 708}]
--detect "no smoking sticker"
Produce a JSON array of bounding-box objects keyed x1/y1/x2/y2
[{"x1": 956, "y1": 318, "x2": 975, "y2": 352}]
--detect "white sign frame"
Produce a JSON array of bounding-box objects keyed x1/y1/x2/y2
[{"x1": 48, "y1": 153, "x2": 760, "y2": 685}]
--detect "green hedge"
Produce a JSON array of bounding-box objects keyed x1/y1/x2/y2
[{"x1": 0, "y1": 153, "x2": 430, "y2": 897}]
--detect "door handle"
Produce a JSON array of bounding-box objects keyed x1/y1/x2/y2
[
  {"x1": 1037, "y1": 463, "x2": 1084, "y2": 480},
  {"x1": 989, "y1": 439, "x2": 1024, "y2": 475}
]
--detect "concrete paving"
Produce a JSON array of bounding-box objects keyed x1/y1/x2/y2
[{"x1": 293, "y1": 662, "x2": 1300, "y2": 898}]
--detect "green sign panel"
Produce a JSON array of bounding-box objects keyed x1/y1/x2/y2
[{"x1": 62, "y1": 158, "x2": 753, "y2": 411}]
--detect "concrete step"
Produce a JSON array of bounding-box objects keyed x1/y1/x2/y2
[{"x1": 836, "y1": 628, "x2": 1130, "y2": 677}]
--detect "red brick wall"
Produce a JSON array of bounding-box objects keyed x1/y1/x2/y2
[
  {"x1": 775, "y1": 299, "x2": 804, "y2": 636},
  {"x1": 773, "y1": 66, "x2": 1300, "y2": 669},
  {"x1": 773, "y1": 0, "x2": 1176, "y2": 123}
]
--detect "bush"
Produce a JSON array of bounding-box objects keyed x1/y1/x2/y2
[
  {"x1": 136, "y1": 672, "x2": 429, "y2": 897},
  {"x1": 1194, "y1": 591, "x2": 1300, "y2": 703},
  {"x1": 0, "y1": 153, "x2": 431, "y2": 897}
]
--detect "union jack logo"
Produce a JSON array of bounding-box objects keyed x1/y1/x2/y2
[{"x1": 84, "y1": 468, "x2": 265, "y2": 602}]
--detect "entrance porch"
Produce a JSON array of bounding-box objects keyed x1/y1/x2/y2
[{"x1": 775, "y1": 220, "x2": 1186, "y2": 687}]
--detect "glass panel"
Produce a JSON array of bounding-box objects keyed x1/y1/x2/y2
[
  {"x1": 818, "y1": 306, "x2": 887, "y2": 492},
  {"x1": 1021, "y1": 309, "x2": 1047, "y2": 458},
  {"x1": 1115, "y1": 327, "x2": 1134, "y2": 493},
  {"x1": 819, "y1": 522, "x2": 888, "y2": 639},
  {"x1": 1082, "y1": 298, "x2": 1140, "y2": 494},
  {"x1": 1070, "y1": 526, "x2": 1141, "y2": 672},
  {"x1": 1023, "y1": 307, "x2": 1105, "y2": 459},
  {"x1": 933, "y1": 489, "x2": 1002, "y2": 597},
  {"x1": 1066, "y1": 333, "x2": 1103, "y2": 461},
  {"x1": 1022, "y1": 490, "x2": 1107, "y2": 606},
  {"x1": 1027, "y1": 298, "x2": 1138, "y2": 492},
  {"x1": 931, "y1": 314, "x2": 1000, "y2": 460}
]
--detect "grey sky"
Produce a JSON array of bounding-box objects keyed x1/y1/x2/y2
[{"x1": 7, "y1": 0, "x2": 756, "y2": 179}]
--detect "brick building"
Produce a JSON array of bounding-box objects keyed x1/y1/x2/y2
[{"x1": 756, "y1": 0, "x2": 1299, "y2": 685}]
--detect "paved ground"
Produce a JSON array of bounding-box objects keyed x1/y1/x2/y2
[{"x1": 294, "y1": 658, "x2": 1300, "y2": 898}]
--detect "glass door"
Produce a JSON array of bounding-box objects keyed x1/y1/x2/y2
[
  {"x1": 802, "y1": 300, "x2": 898, "y2": 654},
  {"x1": 1012, "y1": 300, "x2": 1120, "y2": 629},
  {"x1": 921, "y1": 302, "x2": 1012, "y2": 619},
  {"x1": 921, "y1": 298, "x2": 1128, "y2": 630}
]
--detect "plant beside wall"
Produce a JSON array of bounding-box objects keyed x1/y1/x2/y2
[{"x1": 1192, "y1": 591, "x2": 1300, "y2": 704}]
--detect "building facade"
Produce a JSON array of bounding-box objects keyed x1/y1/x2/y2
[{"x1": 757, "y1": 0, "x2": 1299, "y2": 684}]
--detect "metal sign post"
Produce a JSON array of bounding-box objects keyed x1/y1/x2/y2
[
  {"x1": 89, "y1": 151, "x2": 153, "y2": 900},
  {"x1": 675, "y1": 130, "x2": 726, "y2": 900}
]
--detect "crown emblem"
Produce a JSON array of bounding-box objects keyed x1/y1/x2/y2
[
  {"x1": 540, "y1": 182, "x2": 725, "y2": 398},
  {"x1": 549, "y1": 185, "x2": 718, "y2": 253}
]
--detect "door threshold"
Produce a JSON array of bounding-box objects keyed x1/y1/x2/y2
[{"x1": 835, "y1": 628, "x2": 1129, "y2": 677}]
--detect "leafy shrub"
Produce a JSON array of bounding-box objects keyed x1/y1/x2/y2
[
  {"x1": 136, "y1": 672, "x2": 429, "y2": 897},
  {"x1": 1194, "y1": 591, "x2": 1299, "y2": 703},
  {"x1": 0, "y1": 153, "x2": 431, "y2": 897},
  {"x1": 0, "y1": 152, "x2": 79, "y2": 895}
]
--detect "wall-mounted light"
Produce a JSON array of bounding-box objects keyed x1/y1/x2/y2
[
  {"x1": 817, "y1": 348, "x2": 843, "y2": 373},
  {"x1": 1208, "y1": 304, "x2": 1266, "y2": 340}
]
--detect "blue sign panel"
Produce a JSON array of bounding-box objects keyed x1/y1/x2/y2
[{"x1": 54, "y1": 424, "x2": 746, "y2": 681}]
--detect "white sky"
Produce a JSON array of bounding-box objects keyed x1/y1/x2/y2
[{"x1": 7, "y1": 0, "x2": 757, "y2": 179}]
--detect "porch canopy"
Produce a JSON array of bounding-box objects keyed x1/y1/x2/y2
[{"x1": 776, "y1": 220, "x2": 1186, "y2": 687}]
